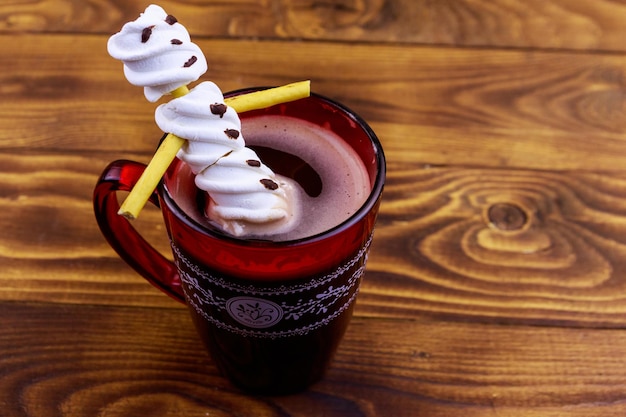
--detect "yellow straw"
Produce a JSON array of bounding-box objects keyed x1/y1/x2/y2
[{"x1": 118, "y1": 80, "x2": 311, "y2": 219}]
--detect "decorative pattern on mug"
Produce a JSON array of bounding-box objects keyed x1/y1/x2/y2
[
  {"x1": 226, "y1": 297, "x2": 283, "y2": 329},
  {"x1": 171, "y1": 235, "x2": 372, "y2": 338}
]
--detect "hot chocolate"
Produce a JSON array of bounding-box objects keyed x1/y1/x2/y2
[
  {"x1": 210, "y1": 114, "x2": 372, "y2": 240},
  {"x1": 173, "y1": 114, "x2": 371, "y2": 241}
]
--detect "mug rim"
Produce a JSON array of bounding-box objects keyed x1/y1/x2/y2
[{"x1": 160, "y1": 89, "x2": 386, "y2": 248}]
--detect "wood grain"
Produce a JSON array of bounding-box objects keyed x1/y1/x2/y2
[
  {"x1": 2, "y1": 0, "x2": 626, "y2": 52},
  {"x1": 1, "y1": 35, "x2": 625, "y2": 170},
  {"x1": 0, "y1": 151, "x2": 180, "y2": 308},
  {"x1": 2, "y1": 301, "x2": 626, "y2": 417},
  {"x1": 365, "y1": 166, "x2": 626, "y2": 326}
]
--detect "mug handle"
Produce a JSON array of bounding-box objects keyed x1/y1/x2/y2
[{"x1": 93, "y1": 159, "x2": 185, "y2": 303}]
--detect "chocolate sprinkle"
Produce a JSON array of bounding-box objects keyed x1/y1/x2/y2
[
  {"x1": 141, "y1": 26, "x2": 154, "y2": 43},
  {"x1": 246, "y1": 160, "x2": 261, "y2": 167},
  {"x1": 183, "y1": 56, "x2": 198, "y2": 67},
  {"x1": 224, "y1": 129, "x2": 240, "y2": 139},
  {"x1": 260, "y1": 179, "x2": 279, "y2": 190},
  {"x1": 210, "y1": 103, "x2": 227, "y2": 118},
  {"x1": 165, "y1": 15, "x2": 178, "y2": 25},
  {"x1": 171, "y1": 39, "x2": 183, "y2": 45}
]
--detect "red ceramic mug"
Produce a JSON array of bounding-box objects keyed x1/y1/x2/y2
[{"x1": 93, "y1": 89, "x2": 386, "y2": 395}]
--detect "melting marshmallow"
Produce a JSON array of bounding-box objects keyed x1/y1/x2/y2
[{"x1": 155, "y1": 82, "x2": 298, "y2": 236}]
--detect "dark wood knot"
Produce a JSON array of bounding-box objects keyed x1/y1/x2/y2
[{"x1": 487, "y1": 203, "x2": 528, "y2": 231}]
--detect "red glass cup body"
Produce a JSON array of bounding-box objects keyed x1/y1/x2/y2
[{"x1": 93, "y1": 90, "x2": 385, "y2": 395}]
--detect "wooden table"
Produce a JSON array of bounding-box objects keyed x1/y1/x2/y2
[{"x1": 2, "y1": 1, "x2": 626, "y2": 415}]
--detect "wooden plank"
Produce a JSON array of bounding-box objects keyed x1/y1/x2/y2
[
  {"x1": 1, "y1": 301, "x2": 626, "y2": 416},
  {"x1": 5, "y1": 152, "x2": 626, "y2": 326},
  {"x1": 1, "y1": 34, "x2": 625, "y2": 170},
  {"x1": 2, "y1": 0, "x2": 626, "y2": 52}
]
